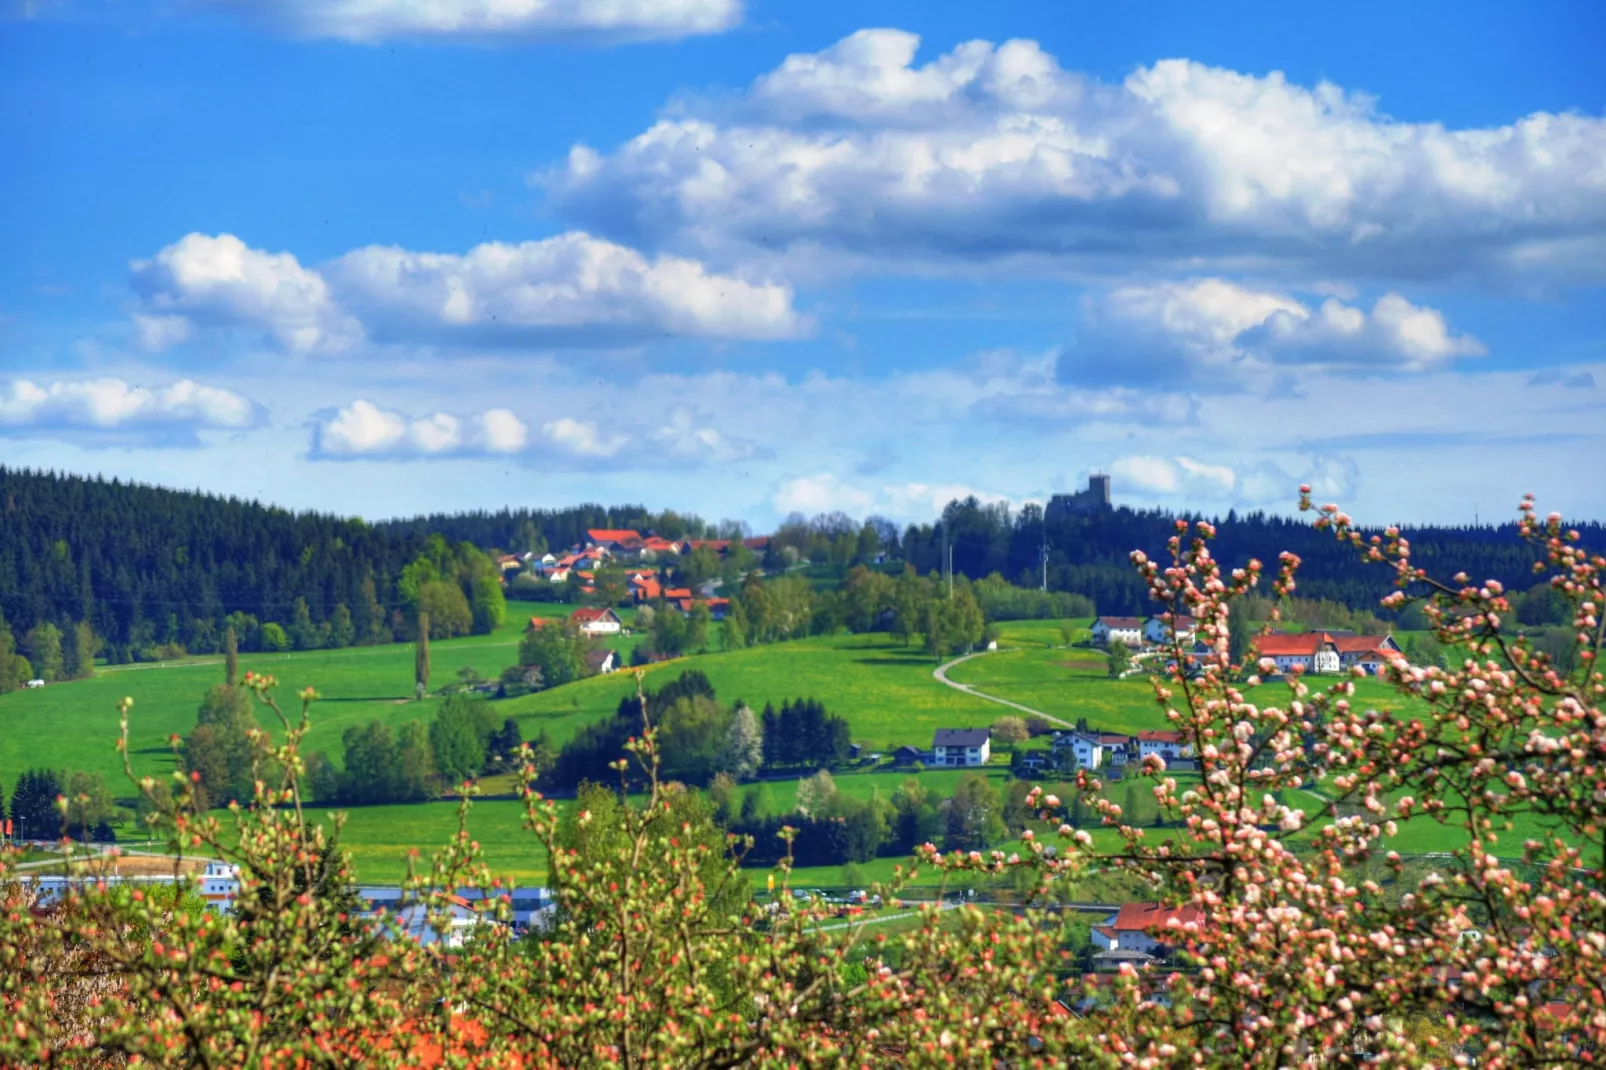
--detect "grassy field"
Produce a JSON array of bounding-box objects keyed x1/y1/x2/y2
[
  {"x1": 493, "y1": 631, "x2": 1006, "y2": 755},
  {"x1": 0, "y1": 607, "x2": 642, "y2": 789},
  {"x1": 0, "y1": 603, "x2": 1549, "y2": 884}
]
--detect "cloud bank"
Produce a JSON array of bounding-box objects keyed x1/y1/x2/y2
[
  {"x1": 132, "y1": 232, "x2": 807, "y2": 354},
  {"x1": 544, "y1": 28, "x2": 1606, "y2": 284},
  {"x1": 0, "y1": 378, "x2": 258, "y2": 444}
]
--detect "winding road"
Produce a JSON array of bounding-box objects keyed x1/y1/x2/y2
[{"x1": 931, "y1": 650, "x2": 1073, "y2": 729}]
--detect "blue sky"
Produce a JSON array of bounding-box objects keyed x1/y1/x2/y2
[{"x1": 2, "y1": 0, "x2": 1603, "y2": 528}]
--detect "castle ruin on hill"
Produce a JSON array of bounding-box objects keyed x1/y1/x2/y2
[{"x1": 1045, "y1": 474, "x2": 1111, "y2": 521}]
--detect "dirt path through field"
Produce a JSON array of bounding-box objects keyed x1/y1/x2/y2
[{"x1": 931, "y1": 651, "x2": 1072, "y2": 728}]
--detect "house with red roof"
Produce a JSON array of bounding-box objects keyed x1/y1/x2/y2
[
  {"x1": 1091, "y1": 616, "x2": 1146, "y2": 648},
  {"x1": 1135, "y1": 730, "x2": 1192, "y2": 762},
  {"x1": 586, "y1": 529, "x2": 643, "y2": 551},
  {"x1": 569, "y1": 606, "x2": 622, "y2": 636},
  {"x1": 628, "y1": 574, "x2": 662, "y2": 602},
  {"x1": 1252, "y1": 631, "x2": 1402, "y2": 675},
  {"x1": 1090, "y1": 902, "x2": 1204, "y2": 955}
]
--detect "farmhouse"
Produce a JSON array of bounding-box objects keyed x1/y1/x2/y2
[
  {"x1": 1143, "y1": 615, "x2": 1197, "y2": 645},
  {"x1": 1053, "y1": 731, "x2": 1104, "y2": 770},
  {"x1": 1252, "y1": 632, "x2": 1402, "y2": 675},
  {"x1": 1091, "y1": 616, "x2": 1145, "y2": 648},
  {"x1": 586, "y1": 529, "x2": 643, "y2": 552},
  {"x1": 628, "y1": 574, "x2": 662, "y2": 602},
  {"x1": 1054, "y1": 731, "x2": 1137, "y2": 770},
  {"x1": 569, "y1": 607, "x2": 622, "y2": 636},
  {"x1": 931, "y1": 728, "x2": 991, "y2": 768},
  {"x1": 1090, "y1": 902, "x2": 1204, "y2": 955},
  {"x1": 1135, "y1": 730, "x2": 1192, "y2": 762}
]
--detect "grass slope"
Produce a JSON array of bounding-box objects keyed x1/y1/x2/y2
[
  {"x1": 0, "y1": 609, "x2": 641, "y2": 789},
  {"x1": 495, "y1": 631, "x2": 1005, "y2": 753}
]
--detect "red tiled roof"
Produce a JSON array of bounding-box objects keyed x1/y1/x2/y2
[
  {"x1": 1252, "y1": 633, "x2": 1332, "y2": 656},
  {"x1": 526, "y1": 617, "x2": 554, "y2": 630},
  {"x1": 1136, "y1": 730, "x2": 1183, "y2": 743},
  {"x1": 631, "y1": 577, "x2": 662, "y2": 600},
  {"x1": 587, "y1": 529, "x2": 642, "y2": 544},
  {"x1": 1111, "y1": 902, "x2": 1203, "y2": 933},
  {"x1": 570, "y1": 607, "x2": 618, "y2": 624},
  {"x1": 1094, "y1": 925, "x2": 1119, "y2": 940},
  {"x1": 642, "y1": 537, "x2": 679, "y2": 551},
  {"x1": 664, "y1": 588, "x2": 692, "y2": 599},
  {"x1": 743, "y1": 537, "x2": 770, "y2": 549},
  {"x1": 1096, "y1": 616, "x2": 1146, "y2": 629}
]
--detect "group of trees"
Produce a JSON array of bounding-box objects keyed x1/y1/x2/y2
[
  {"x1": 717, "y1": 771, "x2": 1032, "y2": 869},
  {"x1": 546, "y1": 673, "x2": 852, "y2": 791},
  {"x1": 4, "y1": 768, "x2": 118, "y2": 842},
  {"x1": 306, "y1": 695, "x2": 547, "y2": 807},
  {"x1": 397, "y1": 536, "x2": 506, "y2": 640},
  {"x1": 0, "y1": 611, "x2": 96, "y2": 694},
  {"x1": 758, "y1": 699, "x2": 852, "y2": 770}
]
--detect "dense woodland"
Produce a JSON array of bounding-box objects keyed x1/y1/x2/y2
[{"x1": 3, "y1": 467, "x2": 1595, "y2": 685}]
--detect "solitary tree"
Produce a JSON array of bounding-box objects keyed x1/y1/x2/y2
[
  {"x1": 1105, "y1": 637, "x2": 1131, "y2": 679},
  {"x1": 224, "y1": 625, "x2": 238, "y2": 687},
  {"x1": 715, "y1": 704, "x2": 764, "y2": 781},
  {"x1": 415, "y1": 611, "x2": 431, "y2": 700}
]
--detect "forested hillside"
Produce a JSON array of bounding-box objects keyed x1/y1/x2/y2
[
  {"x1": 0, "y1": 468, "x2": 429, "y2": 665},
  {"x1": 4, "y1": 466, "x2": 1595, "y2": 678},
  {"x1": 896, "y1": 498, "x2": 1603, "y2": 615}
]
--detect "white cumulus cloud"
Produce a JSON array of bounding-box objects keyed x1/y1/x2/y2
[
  {"x1": 199, "y1": 0, "x2": 742, "y2": 43},
  {"x1": 315, "y1": 399, "x2": 529, "y2": 457},
  {"x1": 541, "y1": 417, "x2": 628, "y2": 459},
  {"x1": 130, "y1": 232, "x2": 806, "y2": 353},
  {"x1": 544, "y1": 28, "x2": 1606, "y2": 283},
  {"x1": 131, "y1": 233, "x2": 364, "y2": 355},
  {"x1": 0, "y1": 377, "x2": 258, "y2": 443},
  {"x1": 330, "y1": 233, "x2": 805, "y2": 345},
  {"x1": 1072, "y1": 279, "x2": 1483, "y2": 385}
]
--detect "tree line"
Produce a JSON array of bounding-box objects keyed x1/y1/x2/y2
[{"x1": 543, "y1": 672, "x2": 852, "y2": 790}]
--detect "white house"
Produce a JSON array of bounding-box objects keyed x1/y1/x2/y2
[
  {"x1": 1090, "y1": 616, "x2": 1145, "y2": 648},
  {"x1": 1053, "y1": 731, "x2": 1105, "y2": 770},
  {"x1": 1090, "y1": 902, "x2": 1204, "y2": 955},
  {"x1": 569, "y1": 607, "x2": 622, "y2": 636},
  {"x1": 199, "y1": 861, "x2": 240, "y2": 907},
  {"x1": 931, "y1": 728, "x2": 991, "y2": 768},
  {"x1": 1143, "y1": 615, "x2": 1197, "y2": 646},
  {"x1": 1135, "y1": 731, "x2": 1192, "y2": 762}
]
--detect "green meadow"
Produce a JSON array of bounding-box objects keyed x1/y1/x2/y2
[
  {"x1": 0, "y1": 603, "x2": 1553, "y2": 884},
  {"x1": 0, "y1": 605, "x2": 637, "y2": 789}
]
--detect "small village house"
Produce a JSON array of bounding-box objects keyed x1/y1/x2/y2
[
  {"x1": 569, "y1": 606, "x2": 623, "y2": 637},
  {"x1": 1142, "y1": 615, "x2": 1197, "y2": 645},
  {"x1": 1251, "y1": 632, "x2": 1402, "y2": 675},
  {"x1": 931, "y1": 728, "x2": 991, "y2": 768},
  {"x1": 1090, "y1": 902, "x2": 1204, "y2": 955},
  {"x1": 1135, "y1": 730, "x2": 1192, "y2": 762},
  {"x1": 1090, "y1": 616, "x2": 1145, "y2": 648}
]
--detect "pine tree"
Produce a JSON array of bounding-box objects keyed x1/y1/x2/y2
[
  {"x1": 415, "y1": 612, "x2": 431, "y2": 700},
  {"x1": 224, "y1": 625, "x2": 239, "y2": 687}
]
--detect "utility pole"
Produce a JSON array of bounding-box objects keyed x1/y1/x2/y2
[
  {"x1": 1040, "y1": 531, "x2": 1049, "y2": 592},
  {"x1": 948, "y1": 544, "x2": 954, "y2": 600}
]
